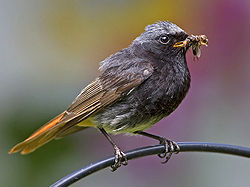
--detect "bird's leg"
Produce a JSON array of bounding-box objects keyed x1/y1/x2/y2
[
  {"x1": 134, "y1": 131, "x2": 180, "y2": 164},
  {"x1": 99, "y1": 128, "x2": 128, "y2": 171}
]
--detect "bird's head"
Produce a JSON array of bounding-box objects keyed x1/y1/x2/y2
[{"x1": 132, "y1": 21, "x2": 208, "y2": 60}]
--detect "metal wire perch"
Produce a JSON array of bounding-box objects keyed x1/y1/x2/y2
[{"x1": 50, "y1": 142, "x2": 250, "y2": 187}]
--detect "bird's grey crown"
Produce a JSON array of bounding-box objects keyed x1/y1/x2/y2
[
  {"x1": 132, "y1": 21, "x2": 186, "y2": 45},
  {"x1": 145, "y1": 21, "x2": 185, "y2": 35}
]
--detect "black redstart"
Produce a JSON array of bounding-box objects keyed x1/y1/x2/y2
[{"x1": 9, "y1": 21, "x2": 208, "y2": 171}]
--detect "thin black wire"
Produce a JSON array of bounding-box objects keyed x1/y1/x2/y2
[{"x1": 50, "y1": 142, "x2": 250, "y2": 187}]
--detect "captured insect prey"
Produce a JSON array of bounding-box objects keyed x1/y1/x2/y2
[
  {"x1": 174, "y1": 34, "x2": 208, "y2": 58},
  {"x1": 9, "y1": 21, "x2": 208, "y2": 171}
]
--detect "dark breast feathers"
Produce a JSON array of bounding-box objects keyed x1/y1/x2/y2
[{"x1": 93, "y1": 48, "x2": 191, "y2": 134}]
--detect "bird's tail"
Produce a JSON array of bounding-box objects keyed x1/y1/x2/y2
[{"x1": 9, "y1": 112, "x2": 69, "y2": 154}]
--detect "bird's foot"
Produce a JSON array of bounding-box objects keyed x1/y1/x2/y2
[
  {"x1": 157, "y1": 138, "x2": 180, "y2": 164},
  {"x1": 111, "y1": 146, "x2": 128, "y2": 171}
]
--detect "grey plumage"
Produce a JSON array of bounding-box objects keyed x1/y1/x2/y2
[{"x1": 93, "y1": 21, "x2": 190, "y2": 133}]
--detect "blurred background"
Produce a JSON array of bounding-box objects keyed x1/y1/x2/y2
[{"x1": 1, "y1": 0, "x2": 250, "y2": 186}]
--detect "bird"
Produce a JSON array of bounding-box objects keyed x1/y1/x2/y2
[{"x1": 9, "y1": 21, "x2": 208, "y2": 171}]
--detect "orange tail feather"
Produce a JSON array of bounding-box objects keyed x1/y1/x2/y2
[{"x1": 9, "y1": 112, "x2": 66, "y2": 154}]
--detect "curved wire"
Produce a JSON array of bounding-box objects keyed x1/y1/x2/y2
[{"x1": 50, "y1": 142, "x2": 250, "y2": 187}]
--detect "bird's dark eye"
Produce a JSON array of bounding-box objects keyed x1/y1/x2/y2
[{"x1": 159, "y1": 35, "x2": 169, "y2": 44}]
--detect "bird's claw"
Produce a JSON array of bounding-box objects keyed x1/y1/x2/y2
[
  {"x1": 111, "y1": 146, "x2": 128, "y2": 171},
  {"x1": 157, "y1": 139, "x2": 180, "y2": 164}
]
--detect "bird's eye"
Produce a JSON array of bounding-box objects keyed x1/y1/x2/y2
[{"x1": 159, "y1": 35, "x2": 169, "y2": 44}]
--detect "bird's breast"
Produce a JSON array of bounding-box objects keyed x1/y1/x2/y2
[
  {"x1": 93, "y1": 60, "x2": 190, "y2": 134},
  {"x1": 135, "y1": 62, "x2": 190, "y2": 116}
]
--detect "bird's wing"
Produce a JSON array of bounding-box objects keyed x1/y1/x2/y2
[{"x1": 57, "y1": 60, "x2": 154, "y2": 134}]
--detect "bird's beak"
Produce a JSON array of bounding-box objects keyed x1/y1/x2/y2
[{"x1": 173, "y1": 34, "x2": 208, "y2": 58}]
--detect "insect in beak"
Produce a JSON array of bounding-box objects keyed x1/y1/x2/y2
[{"x1": 173, "y1": 34, "x2": 208, "y2": 58}]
